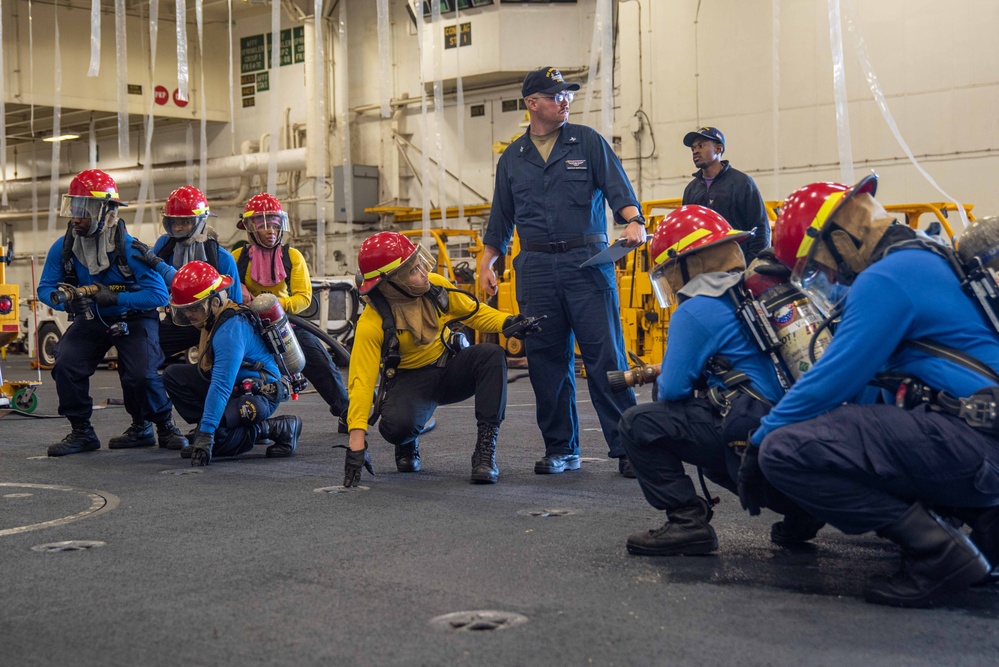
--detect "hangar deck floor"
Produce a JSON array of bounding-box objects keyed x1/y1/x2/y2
[{"x1": 1, "y1": 353, "x2": 996, "y2": 666}]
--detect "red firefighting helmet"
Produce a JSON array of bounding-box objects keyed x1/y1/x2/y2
[
  {"x1": 772, "y1": 175, "x2": 879, "y2": 273},
  {"x1": 238, "y1": 193, "x2": 289, "y2": 248},
  {"x1": 163, "y1": 185, "x2": 215, "y2": 239},
  {"x1": 649, "y1": 205, "x2": 751, "y2": 272},
  {"x1": 169, "y1": 260, "x2": 233, "y2": 327},
  {"x1": 356, "y1": 232, "x2": 421, "y2": 295},
  {"x1": 59, "y1": 169, "x2": 127, "y2": 234}
]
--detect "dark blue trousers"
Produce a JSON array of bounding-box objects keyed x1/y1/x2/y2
[
  {"x1": 378, "y1": 344, "x2": 507, "y2": 448},
  {"x1": 52, "y1": 313, "x2": 172, "y2": 424},
  {"x1": 163, "y1": 363, "x2": 277, "y2": 457},
  {"x1": 515, "y1": 248, "x2": 636, "y2": 458},
  {"x1": 760, "y1": 404, "x2": 999, "y2": 534},
  {"x1": 619, "y1": 398, "x2": 736, "y2": 510}
]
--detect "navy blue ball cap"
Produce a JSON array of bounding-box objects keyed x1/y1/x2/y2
[
  {"x1": 522, "y1": 67, "x2": 581, "y2": 98},
  {"x1": 683, "y1": 126, "x2": 726, "y2": 148}
]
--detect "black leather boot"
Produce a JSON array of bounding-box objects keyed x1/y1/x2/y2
[
  {"x1": 395, "y1": 440, "x2": 421, "y2": 472},
  {"x1": 156, "y1": 420, "x2": 189, "y2": 450},
  {"x1": 626, "y1": 498, "x2": 718, "y2": 556},
  {"x1": 470, "y1": 422, "x2": 500, "y2": 484},
  {"x1": 864, "y1": 502, "x2": 990, "y2": 607},
  {"x1": 257, "y1": 416, "x2": 302, "y2": 458},
  {"x1": 108, "y1": 421, "x2": 155, "y2": 449},
  {"x1": 771, "y1": 504, "x2": 825, "y2": 546},
  {"x1": 48, "y1": 420, "x2": 101, "y2": 457}
]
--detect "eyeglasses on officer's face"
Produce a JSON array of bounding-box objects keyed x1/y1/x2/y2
[{"x1": 534, "y1": 91, "x2": 574, "y2": 105}]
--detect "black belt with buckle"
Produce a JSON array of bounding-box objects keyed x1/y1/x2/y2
[{"x1": 523, "y1": 233, "x2": 608, "y2": 253}]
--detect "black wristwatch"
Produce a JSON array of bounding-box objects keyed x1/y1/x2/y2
[{"x1": 627, "y1": 214, "x2": 647, "y2": 227}]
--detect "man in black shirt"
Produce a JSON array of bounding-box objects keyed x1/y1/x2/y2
[{"x1": 681, "y1": 127, "x2": 770, "y2": 261}]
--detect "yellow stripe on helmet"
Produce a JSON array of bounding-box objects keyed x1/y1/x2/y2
[
  {"x1": 192, "y1": 206, "x2": 210, "y2": 216},
  {"x1": 362, "y1": 257, "x2": 403, "y2": 280},
  {"x1": 242, "y1": 209, "x2": 256, "y2": 219},
  {"x1": 796, "y1": 191, "x2": 846, "y2": 259},
  {"x1": 653, "y1": 227, "x2": 743, "y2": 266},
  {"x1": 192, "y1": 275, "x2": 225, "y2": 300},
  {"x1": 91, "y1": 189, "x2": 119, "y2": 199}
]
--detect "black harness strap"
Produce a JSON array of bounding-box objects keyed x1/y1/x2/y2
[
  {"x1": 156, "y1": 236, "x2": 220, "y2": 271},
  {"x1": 365, "y1": 289, "x2": 402, "y2": 426},
  {"x1": 61, "y1": 219, "x2": 134, "y2": 283}
]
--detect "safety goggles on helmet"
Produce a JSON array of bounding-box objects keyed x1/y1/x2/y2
[
  {"x1": 649, "y1": 261, "x2": 681, "y2": 309},
  {"x1": 170, "y1": 296, "x2": 214, "y2": 328},
  {"x1": 163, "y1": 215, "x2": 208, "y2": 240},
  {"x1": 793, "y1": 259, "x2": 851, "y2": 318},
  {"x1": 59, "y1": 195, "x2": 118, "y2": 224},
  {"x1": 386, "y1": 244, "x2": 437, "y2": 289},
  {"x1": 242, "y1": 211, "x2": 288, "y2": 248}
]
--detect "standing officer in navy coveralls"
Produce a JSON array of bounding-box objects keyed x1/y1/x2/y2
[
  {"x1": 38, "y1": 169, "x2": 187, "y2": 456},
  {"x1": 479, "y1": 66, "x2": 646, "y2": 476},
  {"x1": 739, "y1": 175, "x2": 997, "y2": 607}
]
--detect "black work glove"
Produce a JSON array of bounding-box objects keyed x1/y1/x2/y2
[
  {"x1": 190, "y1": 431, "x2": 214, "y2": 467},
  {"x1": 65, "y1": 296, "x2": 94, "y2": 316},
  {"x1": 93, "y1": 283, "x2": 119, "y2": 308},
  {"x1": 131, "y1": 238, "x2": 163, "y2": 268},
  {"x1": 502, "y1": 314, "x2": 544, "y2": 340},
  {"x1": 737, "y1": 442, "x2": 767, "y2": 517},
  {"x1": 343, "y1": 445, "x2": 375, "y2": 487}
]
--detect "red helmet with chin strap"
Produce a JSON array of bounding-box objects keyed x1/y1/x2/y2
[
  {"x1": 163, "y1": 185, "x2": 214, "y2": 239},
  {"x1": 60, "y1": 169, "x2": 127, "y2": 233},
  {"x1": 238, "y1": 193, "x2": 288, "y2": 248},
  {"x1": 169, "y1": 260, "x2": 234, "y2": 327},
  {"x1": 67, "y1": 169, "x2": 124, "y2": 204},
  {"x1": 170, "y1": 261, "x2": 233, "y2": 307},
  {"x1": 772, "y1": 175, "x2": 879, "y2": 273},
  {"x1": 649, "y1": 205, "x2": 750, "y2": 272},
  {"x1": 356, "y1": 232, "x2": 419, "y2": 295}
]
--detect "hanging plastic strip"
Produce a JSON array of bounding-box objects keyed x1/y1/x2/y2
[
  {"x1": 597, "y1": 0, "x2": 612, "y2": 142},
  {"x1": 197, "y1": 0, "x2": 207, "y2": 194},
  {"x1": 266, "y1": 0, "x2": 280, "y2": 194},
  {"x1": 314, "y1": 0, "x2": 327, "y2": 273},
  {"x1": 0, "y1": 5, "x2": 7, "y2": 207},
  {"x1": 582, "y1": 1, "x2": 601, "y2": 131},
  {"x1": 843, "y1": 0, "x2": 968, "y2": 231},
  {"x1": 28, "y1": 0, "x2": 35, "y2": 135},
  {"x1": 135, "y1": 0, "x2": 159, "y2": 238},
  {"x1": 228, "y1": 0, "x2": 236, "y2": 154},
  {"x1": 338, "y1": 1, "x2": 354, "y2": 249},
  {"x1": 454, "y1": 2, "x2": 464, "y2": 223},
  {"x1": 47, "y1": 13, "x2": 63, "y2": 236},
  {"x1": 176, "y1": 0, "x2": 189, "y2": 103},
  {"x1": 431, "y1": 0, "x2": 446, "y2": 221},
  {"x1": 87, "y1": 0, "x2": 100, "y2": 77},
  {"x1": 414, "y1": 4, "x2": 431, "y2": 239},
  {"x1": 89, "y1": 115, "x2": 97, "y2": 169},
  {"x1": 377, "y1": 0, "x2": 391, "y2": 119},
  {"x1": 771, "y1": 0, "x2": 781, "y2": 199},
  {"x1": 186, "y1": 124, "x2": 195, "y2": 186},
  {"x1": 115, "y1": 0, "x2": 129, "y2": 159},
  {"x1": 827, "y1": 0, "x2": 854, "y2": 184}
]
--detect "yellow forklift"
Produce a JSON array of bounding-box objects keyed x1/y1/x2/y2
[{"x1": 0, "y1": 235, "x2": 42, "y2": 413}]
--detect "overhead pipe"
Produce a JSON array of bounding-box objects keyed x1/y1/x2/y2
[{"x1": 0, "y1": 147, "x2": 307, "y2": 203}]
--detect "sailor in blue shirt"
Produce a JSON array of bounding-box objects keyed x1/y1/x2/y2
[
  {"x1": 741, "y1": 176, "x2": 995, "y2": 607},
  {"x1": 131, "y1": 185, "x2": 242, "y2": 361},
  {"x1": 38, "y1": 169, "x2": 187, "y2": 457},
  {"x1": 479, "y1": 66, "x2": 647, "y2": 476},
  {"x1": 620, "y1": 206, "x2": 820, "y2": 557},
  {"x1": 161, "y1": 261, "x2": 300, "y2": 466}
]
